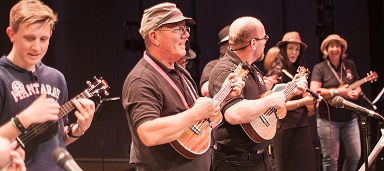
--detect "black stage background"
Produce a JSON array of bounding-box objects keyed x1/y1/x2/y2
[{"x1": 1, "y1": 0, "x2": 383, "y2": 170}]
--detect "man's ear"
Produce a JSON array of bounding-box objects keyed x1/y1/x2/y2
[
  {"x1": 251, "y1": 39, "x2": 257, "y2": 50},
  {"x1": 6, "y1": 27, "x2": 15, "y2": 42},
  {"x1": 148, "y1": 30, "x2": 160, "y2": 47}
]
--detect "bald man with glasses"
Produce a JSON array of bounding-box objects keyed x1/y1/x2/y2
[{"x1": 208, "y1": 16, "x2": 308, "y2": 171}]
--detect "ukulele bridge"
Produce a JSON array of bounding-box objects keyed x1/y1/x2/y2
[
  {"x1": 259, "y1": 114, "x2": 270, "y2": 127},
  {"x1": 189, "y1": 125, "x2": 202, "y2": 135}
]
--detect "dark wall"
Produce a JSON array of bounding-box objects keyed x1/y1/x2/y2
[{"x1": 1, "y1": 0, "x2": 383, "y2": 160}]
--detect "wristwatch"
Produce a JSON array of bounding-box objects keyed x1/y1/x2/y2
[
  {"x1": 67, "y1": 123, "x2": 84, "y2": 138},
  {"x1": 334, "y1": 90, "x2": 339, "y2": 97}
]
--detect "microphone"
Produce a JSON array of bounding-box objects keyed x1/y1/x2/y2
[
  {"x1": 52, "y1": 147, "x2": 83, "y2": 171},
  {"x1": 359, "y1": 92, "x2": 377, "y2": 110},
  {"x1": 332, "y1": 96, "x2": 384, "y2": 120},
  {"x1": 306, "y1": 89, "x2": 322, "y2": 100}
]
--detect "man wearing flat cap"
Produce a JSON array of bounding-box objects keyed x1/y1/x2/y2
[
  {"x1": 122, "y1": 2, "x2": 244, "y2": 170},
  {"x1": 310, "y1": 34, "x2": 362, "y2": 171}
]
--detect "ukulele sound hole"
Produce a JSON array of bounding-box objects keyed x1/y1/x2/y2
[
  {"x1": 28, "y1": 121, "x2": 59, "y2": 137},
  {"x1": 31, "y1": 125, "x2": 48, "y2": 134}
]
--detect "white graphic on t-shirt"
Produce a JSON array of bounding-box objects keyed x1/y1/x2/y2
[
  {"x1": 10, "y1": 81, "x2": 28, "y2": 102},
  {"x1": 10, "y1": 81, "x2": 61, "y2": 102}
]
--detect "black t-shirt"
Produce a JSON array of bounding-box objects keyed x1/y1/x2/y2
[
  {"x1": 208, "y1": 49, "x2": 270, "y2": 153},
  {"x1": 272, "y1": 66, "x2": 310, "y2": 130},
  {"x1": 122, "y1": 52, "x2": 210, "y2": 171},
  {"x1": 200, "y1": 58, "x2": 219, "y2": 88},
  {"x1": 311, "y1": 59, "x2": 360, "y2": 121}
]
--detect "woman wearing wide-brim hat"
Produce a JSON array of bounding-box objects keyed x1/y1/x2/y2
[
  {"x1": 320, "y1": 34, "x2": 348, "y2": 59},
  {"x1": 310, "y1": 34, "x2": 362, "y2": 171},
  {"x1": 268, "y1": 31, "x2": 317, "y2": 171}
]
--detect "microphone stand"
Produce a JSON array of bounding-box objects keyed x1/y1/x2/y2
[
  {"x1": 95, "y1": 96, "x2": 105, "y2": 171},
  {"x1": 359, "y1": 114, "x2": 369, "y2": 171},
  {"x1": 360, "y1": 92, "x2": 378, "y2": 110},
  {"x1": 359, "y1": 92, "x2": 377, "y2": 171},
  {"x1": 358, "y1": 128, "x2": 384, "y2": 171},
  {"x1": 93, "y1": 96, "x2": 120, "y2": 171},
  {"x1": 358, "y1": 92, "x2": 380, "y2": 171}
]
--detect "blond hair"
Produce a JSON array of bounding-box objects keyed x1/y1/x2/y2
[{"x1": 9, "y1": 0, "x2": 58, "y2": 33}]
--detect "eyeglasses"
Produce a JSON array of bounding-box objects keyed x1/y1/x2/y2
[
  {"x1": 232, "y1": 34, "x2": 269, "y2": 51},
  {"x1": 254, "y1": 35, "x2": 269, "y2": 41},
  {"x1": 157, "y1": 26, "x2": 190, "y2": 36}
]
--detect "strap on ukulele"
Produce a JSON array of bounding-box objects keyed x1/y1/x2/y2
[
  {"x1": 326, "y1": 59, "x2": 344, "y2": 85},
  {"x1": 282, "y1": 69, "x2": 294, "y2": 80},
  {"x1": 143, "y1": 52, "x2": 190, "y2": 109}
]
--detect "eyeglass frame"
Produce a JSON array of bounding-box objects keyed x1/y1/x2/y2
[
  {"x1": 232, "y1": 34, "x2": 269, "y2": 51},
  {"x1": 254, "y1": 34, "x2": 269, "y2": 41},
  {"x1": 156, "y1": 25, "x2": 191, "y2": 36}
]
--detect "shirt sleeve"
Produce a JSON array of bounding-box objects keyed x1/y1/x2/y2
[{"x1": 123, "y1": 78, "x2": 162, "y2": 131}]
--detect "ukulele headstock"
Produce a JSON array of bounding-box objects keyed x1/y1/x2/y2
[
  {"x1": 85, "y1": 76, "x2": 110, "y2": 97},
  {"x1": 366, "y1": 71, "x2": 378, "y2": 83},
  {"x1": 296, "y1": 66, "x2": 310, "y2": 79},
  {"x1": 233, "y1": 61, "x2": 250, "y2": 80}
]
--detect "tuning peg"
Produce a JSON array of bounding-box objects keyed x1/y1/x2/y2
[
  {"x1": 94, "y1": 76, "x2": 103, "y2": 81},
  {"x1": 86, "y1": 80, "x2": 92, "y2": 86},
  {"x1": 104, "y1": 91, "x2": 109, "y2": 96}
]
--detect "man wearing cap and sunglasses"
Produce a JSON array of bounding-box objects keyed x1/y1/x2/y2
[
  {"x1": 208, "y1": 17, "x2": 308, "y2": 171},
  {"x1": 310, "y1": 34, "x2": 362, "y2": 171},
  {"x1": 122, "y1": 2, "x2": 245, "y2": 170}
]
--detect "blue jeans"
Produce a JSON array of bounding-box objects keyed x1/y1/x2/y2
[{"x1": 317, "y1": 117, "x2": 361, "y2": 171}]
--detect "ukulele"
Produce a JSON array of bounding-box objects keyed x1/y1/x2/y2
[
  {"x1": 325, "y1": 71, "x2": 378, "y2": 106},
  {"x1": 16, "y1": 76, "x2": 109, "y2": 160},
  {"x1": 240, "y1": 66, "x2": 309, "y2": 143},
  {"x1": 170, "y1": 62, "x2": 250, "y2": 159}
]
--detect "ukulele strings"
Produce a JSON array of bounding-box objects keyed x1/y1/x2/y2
[
  {"x1": 262, "y1": 68, "x2": 307, "y2": 121},
  {"x1": 18, "y1": 91, "x2": 88, "y2": 145},
  {"x1": 193, "y1": 67, "x2": 248, "y2": 131},
  {"x1": 262, "y1": 81, "x2": 297, "y2": 120},
  {"x1": 194, "y1": 79, "x2": 233, "y2": 130},
  {"x1": 19, "y1": 80, "x2": 104, "y2": 144}
]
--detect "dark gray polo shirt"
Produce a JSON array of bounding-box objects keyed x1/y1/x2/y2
[
  {"x1": 208, "y1": 49, "x2": 271, "y2": 154},
  {"x1": 122, "y1": 51, "x2": 210, "y2": 171}
]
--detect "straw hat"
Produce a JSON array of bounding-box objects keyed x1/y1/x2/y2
[
  {"x1": 320, "y1": 34, "x2": 348, "y2": 55},
  {"x1": 276, "y1": 31, "x2": 307, "y2": 49}
]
